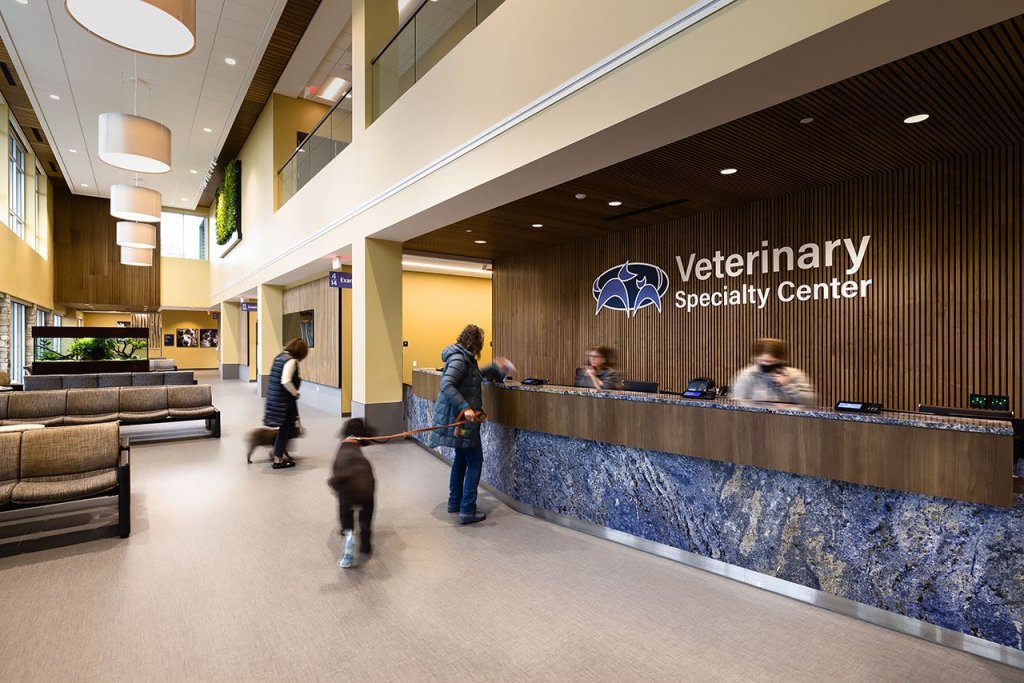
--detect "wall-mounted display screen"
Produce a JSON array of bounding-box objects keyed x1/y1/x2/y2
[{"x1": 283, "y1": 310, "x2": 315, "y2": 349}]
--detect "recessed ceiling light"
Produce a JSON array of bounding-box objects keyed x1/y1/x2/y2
[
  {"x1": 15, "y1": 0, "x2": 28, "y2": 5},
  {"x1": 574, "y1": 193, "x2": 586, "y2": 200},
  {"x1": 203, "y1": 127, "x2": 212, "y2": 133},
  {"x1": 474, "y1": 240, "x2": 486, "y2": 244},
  {"x1": 465, "y1": 229, "x2": 472, "y2": 233},
  {"x1": 903, "y1": 114, "x2": 929, "y2": 124},
  {"x1": 80, "y1": 183, "x2": 88, "y2": 187},
  {"x1": 720, "y1": 168, "x2": 738, "y2": 175},
  {"x1": 181, "y1": 197, "x2": 187, "y2": 201},
  {"x1": 49, "y1": 94, "x2": 60, "y2": 100},
  {"x1": 224, "y1": 57, "x2": 237, "y2": 65},
  {"x1": 189, "y1": 169, "x2": 197, "y2": 174},
  {"x1": 69, "y1": 148, "x2": 77, "y2": 153},
  {"x1": 799, "y1": 117, "x2": 814, "y2": 124},
  {"x1": 532, "y1": 223, "x2": 543, "y2": 228},
  {"x1": 607, "y1": 201, "x2": 622, "y2": 207}
]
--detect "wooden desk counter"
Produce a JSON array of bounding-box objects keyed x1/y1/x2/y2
[{"x1": 412, "y1": 370, "x2": 1014, "y2": 507}]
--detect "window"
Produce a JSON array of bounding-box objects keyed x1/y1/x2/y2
[
  {"x1": 33, "y1": 163, "x2": 47, "y2": 256},
  {"x1": 53, "y1": 314, "x2": 62, "y2": 327},
  {"x1": 36, "y1": 309, "x2": 45, "y2": 327},
  {"x1": 10, "y1": 302, "x2": 25, "y2": 383},
  {"x1": 160, "y1": 211, "x2": 207, "y2": 260},
  {"x1": 8, "y1": 127, "x2": 26, "y2": 239}
]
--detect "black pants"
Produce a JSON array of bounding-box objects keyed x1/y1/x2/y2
[
  {"x1": 272, "y1": 399, "x2": 297, "y2": 458},
  {"x1": 339, "y1": 498, "x2": 374, "y2": 554}
]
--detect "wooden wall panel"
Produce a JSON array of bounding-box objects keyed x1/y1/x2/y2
[
  {"x1": 494, "y1": 145, "x2": 1024, "y2": 417},
  {"x1": 283, "y1": 276, "x2": 339, "y2": 387},
  {"x1": 53, "y1": 188, "x2": 160, "y2": 310}
]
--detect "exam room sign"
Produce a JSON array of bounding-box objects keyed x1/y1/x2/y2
[{"x1": 592, "y1": 235, "x2": 873, "y2": 315}]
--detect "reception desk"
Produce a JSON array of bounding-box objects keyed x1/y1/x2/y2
[
  {"x1": 411, "y1": 370, "x2": 1015, "y2": 506},
  {"x1": 409, "y1": 369, "x2": 1024, "y2": 654}
]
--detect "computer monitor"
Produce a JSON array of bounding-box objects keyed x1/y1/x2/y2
[{"x1": 623, "y1": 380, "x2": 658, "y2": 393}]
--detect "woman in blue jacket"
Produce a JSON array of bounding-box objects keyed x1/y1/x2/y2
[{"x1": 430, "y1": 324, "x2": 512, "y2": 524}]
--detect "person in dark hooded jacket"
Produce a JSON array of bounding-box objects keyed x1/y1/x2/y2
[{"x1": 430, "y1": 324, "x2": 513, "y2": 525}]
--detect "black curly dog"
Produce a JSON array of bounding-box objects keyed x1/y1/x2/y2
[{"x1": 329, "y1": 419, "x2": 377, "y2": 555}]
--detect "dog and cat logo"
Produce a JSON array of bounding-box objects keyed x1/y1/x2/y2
[{"x1": 592, "y1": 262, "x2": 669, "y2": 316}]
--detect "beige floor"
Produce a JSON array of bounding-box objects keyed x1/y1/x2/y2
[{"x1": 0, "y1": 373, "x2": 1018, "y2": 682}]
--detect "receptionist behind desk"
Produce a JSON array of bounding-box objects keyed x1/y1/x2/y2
[
  {"x1": 730, "y1": 337, "x2": 816, "y2": 406},
  {"x1": 574, "y1": 345, "x2": 622, "y2": 390}
]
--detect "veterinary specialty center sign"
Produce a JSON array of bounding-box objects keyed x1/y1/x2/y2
[{"x1": 593, "y1": 235, "x2": 873, "y2": 316}]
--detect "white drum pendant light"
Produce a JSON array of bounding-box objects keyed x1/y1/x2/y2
[
  {"x1": 116, "y1": 221, "x2": 157, "y2": 249},
  {"x1": 121, "y1": 246, "x2": 154, "y2": 267},
  {"x1": 65, "y1": 0, "x2": 196, "y2": 56},
  {"x1": 111, "y1": 184, "x2": 162, "y2": 223},
  {"x1": 99, "y1": 113, "x2": 171, "y2": 174}
]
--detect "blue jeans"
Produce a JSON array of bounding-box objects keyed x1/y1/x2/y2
[{"x1": 448, "y1": 446, "x2": 483, "y2": 514}]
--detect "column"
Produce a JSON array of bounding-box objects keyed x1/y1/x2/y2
[
  {"x1": 351, "y1": 237, "x2": 403, "y2": 433},
  {"x1": 256, "y1": 284, "x2": 284, "y2": 397},
  {"x1": 219, "y1": 300, "x2": 244, "y2": 380},
  {"x1": 353, "y1": 0, "x2": 399, "y2": 131}
]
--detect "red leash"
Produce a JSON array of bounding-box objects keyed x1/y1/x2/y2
[{"x1": 345, "y1": 409, "x2": 487, "y2": 444}]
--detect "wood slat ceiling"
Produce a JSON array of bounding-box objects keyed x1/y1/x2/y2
[
  {"x1": 203, "y1": 0, "x2": 322, "y2": 207},
  {"x1": 405, "y1": 15, "x2": 1024, "y2": 261},
  {"x1": 0, "y1": 36, "x2": 64, "y2": 186}
]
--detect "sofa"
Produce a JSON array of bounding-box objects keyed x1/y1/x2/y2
[
  {"x1": 0, "y1": 422, "x2": 130, "y2": 538},
  {"x1": 24, "y1": 371, "x2": 196, "y2": 391},
  {"x1": 0, "y1": 385, "x2": 220, "y2": 437}
]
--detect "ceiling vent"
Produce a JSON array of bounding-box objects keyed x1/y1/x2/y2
[
  {"x1": 0, "y1": 63, "x2": 16, "y2": 87},
  {"x1": 604, "y1": 198, "x2": 690, "y2": 221}
]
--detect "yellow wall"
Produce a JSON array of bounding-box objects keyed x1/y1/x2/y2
[
  {"x1": 161, "y1": 257, "x2": 212, "y2": 308},
  {"x1": 401, "y1": 271, "x2": 491, "y2": 384},
  {"x1": 0, "y1": 98, "x2": 55, "y2": 310},
  {"x1": 161, "y1": 310, "x2": 219, "y2": 369},
  {"x1": 82, "y1": 312, "x2": 131, "y2": 327},
  {"x1": 272, "y1": 94, "x2": 330, "y2": 173}
]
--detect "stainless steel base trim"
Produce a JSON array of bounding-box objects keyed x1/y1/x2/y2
[{"x1": 409, "y1": 438, "x2": 1024, "y2": 669}]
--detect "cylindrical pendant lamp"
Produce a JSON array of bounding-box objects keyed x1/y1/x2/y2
[
  {"x1": 99, "y1": 113, "x2": 172, "y2": 174},
  {"x1": 111, "y1": 184, "x2": 161, "y2": 223},
  {"x1": 66, "y1": 0, "x2": 196, "y2": 56},
  {"x1": 121, "y1": 246, "x2": 154, "y2": 267},
  {"x1": 116, "y1": 221, "x2": 157, "y2": 249}
]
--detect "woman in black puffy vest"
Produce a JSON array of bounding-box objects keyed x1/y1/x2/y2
[{"x1": 263, "y1": 338, "x2": 308, "y2": 469}]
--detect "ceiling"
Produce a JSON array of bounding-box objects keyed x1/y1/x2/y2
[
  {"x1": 404, "y1": 15, "x2": 1024, "y2": 261},
  {"x1": 0, "y1": 0, "x2": 289, "y2": 211},
  {"x1": 274, "y1": 0, "x2": 352, "y2": 103}
]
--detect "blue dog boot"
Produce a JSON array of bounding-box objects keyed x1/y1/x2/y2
[{"x1": 339, "y1": 530, "x2": 355, "y2": 568}]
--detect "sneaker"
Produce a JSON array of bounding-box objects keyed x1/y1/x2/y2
[
  {"x1": 338, "y1": 531, "x2": 355, "y2": 568},
  {"x1": 458, "y1": 511, "x2": 487, "y2": 525}
]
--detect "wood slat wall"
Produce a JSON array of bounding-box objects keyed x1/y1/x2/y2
[
  {"x1": 494, "y1": 144, "x2": 1024, "y2": 417},
  {"x1": 283, "y1": 276, "x2": 339, "y2": 387},
  {"x1": 53, "y1": 188, "x2": 160, "y2": 310}
]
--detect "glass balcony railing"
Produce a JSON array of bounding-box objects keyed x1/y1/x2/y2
[
  {"x1": 371, "y1": 0, "x2": 504, "y2": 121},
  {"x1": 278, "y1": 86, "x2": 354, "y2": 206}
]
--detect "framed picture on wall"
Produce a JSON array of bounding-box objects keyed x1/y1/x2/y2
[
  {"x1": 163, "y1": 334, "x2": 174, "y2": 347},
  {"x1": 177, "y1": 328, "x2": 199, "y2": 348},
  {"x1": 200, "y1": 329, "x2": 219, "y2": 348}
]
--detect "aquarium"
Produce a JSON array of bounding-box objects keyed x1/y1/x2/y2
[{"x1": 31, "y1": 326, "x2": 150, "y2": 375}]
